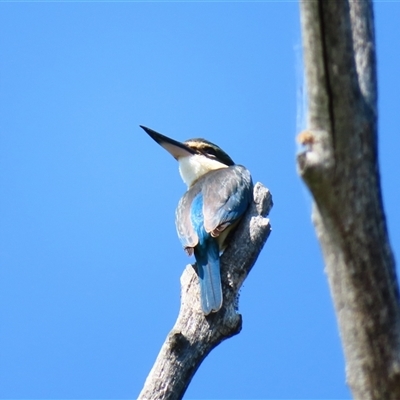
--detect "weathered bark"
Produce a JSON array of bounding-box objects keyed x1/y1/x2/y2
[
  {"x1": 138, "y1": 183, "x2": 272, "y2": 400},
  {"x1": 298, "y1": 1, "x2": 400, "y2": 399}
]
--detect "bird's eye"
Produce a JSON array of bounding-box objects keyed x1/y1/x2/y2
[{"x1": 205, "y1": 147, "x2": 217, "y2": 158}]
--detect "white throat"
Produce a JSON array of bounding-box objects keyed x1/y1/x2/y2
[{"x1": 178, "y1": 154, "x2": 228, "y2": 187}]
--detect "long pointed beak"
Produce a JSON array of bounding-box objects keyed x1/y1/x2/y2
[{"x1": 140, "y1": 125, "x2": 195, "y2": 160}]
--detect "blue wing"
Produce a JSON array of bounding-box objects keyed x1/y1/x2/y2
[
  {"x1": 175, "y1": 185, "x2": 201, "y2": 249},
  {"x1": 202, "y1": 165, "x2": 253, "y2": 235}
]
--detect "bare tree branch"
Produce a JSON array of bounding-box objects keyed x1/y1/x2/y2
[
  {"x1": 138, "y1": 183, "x2": 272, "y2": 400},
  {"x1": 298, "y1": 1, "x2": 400, "y2": 399}
]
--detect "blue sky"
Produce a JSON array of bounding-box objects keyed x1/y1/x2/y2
[{"x1": 0, "y1": 2, "x2": 399, "y2": 399}]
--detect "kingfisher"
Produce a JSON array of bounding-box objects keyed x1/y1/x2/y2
[{"x1": 140, "y1": 125, "x2": 253, "y2": 315}]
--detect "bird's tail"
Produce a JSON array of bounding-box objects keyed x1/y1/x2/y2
[{"x1": 195, "y1": 239, "x2": 222, "y2": 315}]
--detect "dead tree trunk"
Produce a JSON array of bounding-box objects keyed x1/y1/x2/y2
[
  {"x1": 138, "y1": 183, "x2": 272, "y2": 400},
  {"x1": 298, "y1": 1, "x2": 400, "y2": 399}
]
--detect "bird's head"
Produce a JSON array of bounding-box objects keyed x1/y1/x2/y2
[{"x1": 140, "y1": 125, "x2": 234, "y2": 187}]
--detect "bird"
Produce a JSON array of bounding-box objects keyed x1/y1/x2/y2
[{"x1": 140, "y1": 125, "x2": 253, "y2": 315}]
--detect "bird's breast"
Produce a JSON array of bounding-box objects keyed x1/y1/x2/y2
[{"x1": 178, "y1": 154, "x2": 228, "y2": 188}]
